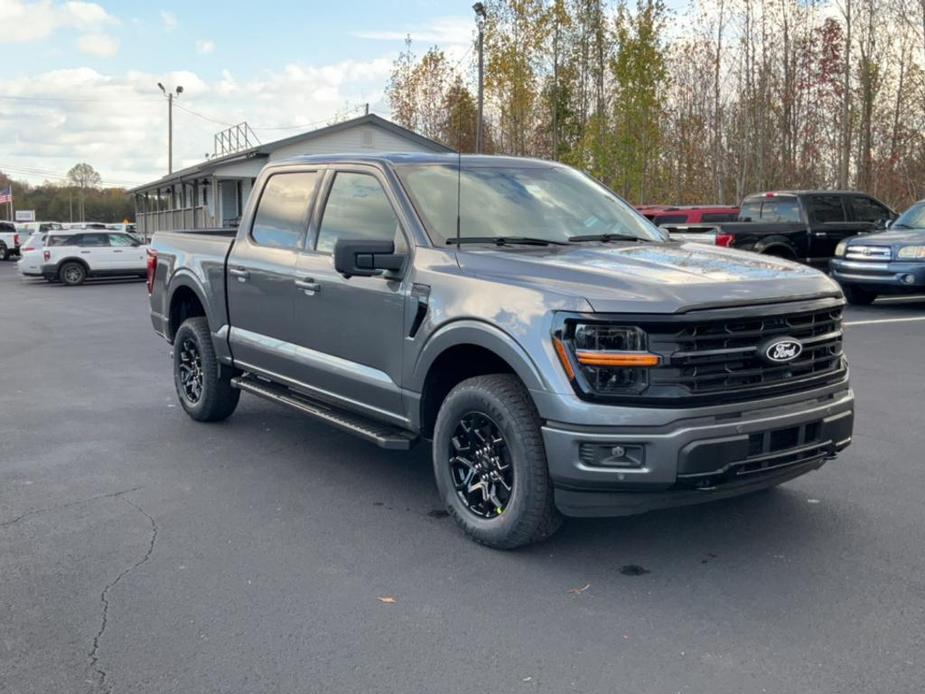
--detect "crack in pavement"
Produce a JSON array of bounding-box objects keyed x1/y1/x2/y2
[
  {"x1": 86, "y1": 496, "x2": 158, "y2": 694},
  {"x1": 0, "y1": 487, "x2": 143, "y2": 529}
]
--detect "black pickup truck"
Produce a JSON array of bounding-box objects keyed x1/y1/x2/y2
[{"x1": 665, "y1": 191, "x2": 896, "y2": 268}]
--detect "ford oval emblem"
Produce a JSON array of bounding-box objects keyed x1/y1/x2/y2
[{"x1": 761, "y1": 337, "x2": 803, "y2": 364}]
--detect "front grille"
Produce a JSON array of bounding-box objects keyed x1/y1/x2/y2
[
  {"x1": 648, "y1": 304, "x2": 845, "y2": 401},
  {"x1": 846, "y1": 245, "x2": 892, "y2": 261}
]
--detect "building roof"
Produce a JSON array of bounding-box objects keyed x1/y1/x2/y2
[{"x1": 131, "y1": 113, "x2": 453, "y2": 193}]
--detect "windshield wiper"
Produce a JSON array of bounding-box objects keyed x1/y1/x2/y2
[
  {"x1": 447, "y1": 236, "x2": 568, "y2": 246},
  {"x1": 568, "y1": 233, "x2": 649, "y2": 243}
]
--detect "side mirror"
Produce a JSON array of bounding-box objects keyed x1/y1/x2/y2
[
  {"x1": 883, "y1": 218, "x2": 893, "y2": 229},
  {"x1": 334, "y1": 239, "x2": 405, "y2": 278}
]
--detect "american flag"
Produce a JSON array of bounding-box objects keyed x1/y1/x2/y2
[{"x1": 0, "y1": 186, "x2": 11, "y2": 204}]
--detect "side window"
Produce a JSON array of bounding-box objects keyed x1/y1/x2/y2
[
  {"x1": 78, "y1": 233, "x2": 109, "y2": 247},
  {"x1": 316, "y1": 172, "x2": 404, "y2": 255},
  {"x1": 108, "y1": 234, "x2": 137, "y2": 247},
  {"x1": 250, "y1": 172, "x2": 319, "y2": 249},
  {"x1": 851, "y1": 196, "x2": 891, "y2": 223},
  {"x1": 807, "y1": 195, "x2": 845, "y2": 224},
  {"x1": 701, "y1": 213, "x2": 737, "y2": 223},
  {"x1": 652, "y1": 214, "x2": 689, "y2": 226}
]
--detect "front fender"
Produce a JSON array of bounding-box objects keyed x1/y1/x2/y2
[{"x1": 408, "y1": 319, "x2": 550, "y2": 394}]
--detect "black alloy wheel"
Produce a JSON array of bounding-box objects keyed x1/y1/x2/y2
[
  {"x1": 177, "y1": 337, "x2": 204, "y2": 404},
  {"x1": 449, "y1": 412, "x2": 515, "y2": 519}
]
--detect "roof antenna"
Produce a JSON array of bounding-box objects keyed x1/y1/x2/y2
[{"x1": 455, "y1": 142, "x2": 462, "y2": 247}]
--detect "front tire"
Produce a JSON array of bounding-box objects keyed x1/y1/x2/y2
[
  {"x1": 173, "y1": 316, "x2": 240, "y2": 422},
  {"x1": 59, "y1": 261, "x2": 86, "y2": 286},
  {"x1": 842, "y1": 285, "x2": 877, "y2": 305},
  {"x1": 0, "y1": 244, "x2": 9, "y2": 261},
  {"x1": 433, "y1": 374, "x2": 562, "y2": 549}
]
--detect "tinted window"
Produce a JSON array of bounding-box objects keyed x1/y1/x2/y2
[
  {"x1": 653, "y1": 214, "x2": 689, "y2": 225},
  {"x1": 700, "y1": 212, "x2": 738, "y2": 222},
  {"x1": 47, "y1": 235, "x2": 78, "y2": 247},
  {"x1": 108, "y1": 234, "x2": 137, "y2": 247},
  {"x1": 316, "y1": 172, "x2": 403, "y2": 254},
  {"x1": 807, "y1": 195, "x2": 845, "y2": 224},
  {"x1": 851, "y1": 196, "x2": 891, "y2": 223},
  {"x1": 741, "y1": 198, "x2": 802, "y2": 223},
  {"x1": 250, "y1": 172, "x2": 319, "y2": 249},
  {"x1": 0, "y1": 222, "x2": 14, "y2": 232},
  {"x1": 78, "y1": 233, "x2": 109, "y2": 247}
]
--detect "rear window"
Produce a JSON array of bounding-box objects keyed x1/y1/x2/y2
[{"x1": 740, "y1": 198, "x2": 802, "y2": 223}]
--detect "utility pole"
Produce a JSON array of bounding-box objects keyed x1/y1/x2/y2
[
  {"x1": 158, "y1": 82, "x2": 184, "y2": 174},
  {"x1": 473, "y1": 3, "x2": 487, "y2": 154}
]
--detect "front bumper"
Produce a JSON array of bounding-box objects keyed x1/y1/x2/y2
[
  {"x1": 541, "y1": 384, "x2": 854, "y2": 517},
  {"x1": 830, "y1": 258, "x2": 925, "y2": 292}
]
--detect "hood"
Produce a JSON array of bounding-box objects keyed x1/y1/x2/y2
[
  {"x1": 457, "y1": 241, "x2": 840, "y2": 313},
  {"x1": 847, "y1": 229, "x2": 925, "y2": 246}
]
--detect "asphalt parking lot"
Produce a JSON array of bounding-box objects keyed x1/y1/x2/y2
[{"x1": 1, "y1": 262, "x2": 924, "y2": 694}]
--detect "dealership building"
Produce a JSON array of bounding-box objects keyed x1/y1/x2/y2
[{"x1": 130, "y1": 114, "x2": 451, "y2": 236}]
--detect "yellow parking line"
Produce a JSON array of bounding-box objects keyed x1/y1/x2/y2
[{"x1": 845, "y1": 316, "x2": 925, "y2": 326}]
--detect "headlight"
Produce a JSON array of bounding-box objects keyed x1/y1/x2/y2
[
  {"x1": 553, "y1": 323, "x2": 660, "y2": 395},
  {"x1": 834, "y1": 241, "x2": 848, "y2": 257},
  {"x1": 897, "y1": 245, "x2": 925, "y2": 260}
]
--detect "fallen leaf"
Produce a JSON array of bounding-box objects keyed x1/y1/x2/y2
[
  {"x1": 568, "y1": 583, "x2": 590, "y2": 595},
  {"x1": 377, "y1": 596, "x2": 397, "y2": 604},
  {"x1": 522, "y1": 676, "x2": 533, "y2": 682}
]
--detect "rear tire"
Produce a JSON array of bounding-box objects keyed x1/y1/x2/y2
[
  {"x1": 433, "y1": 374, "x2": 562, "y2": 549},
  {"x1": 173, "y1": 316, "x2": 240, "y2": 422},
  {"x1": 59, "y1": 261, "x2": 86, "y2": 286},
  {"x1": 842, "y1": 285, "x2": 877, "y2": 305}
]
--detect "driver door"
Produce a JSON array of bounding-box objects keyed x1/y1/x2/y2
[{"x1": 290, "y1": 168, "x2": 409, "y2": 422}]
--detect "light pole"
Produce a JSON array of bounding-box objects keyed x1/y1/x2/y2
[
  {"x1": 158, "y1": 82, "x2": 184, "y2": 174},
  {"x1": 473, "y1": 2, "x2": 486, "y2": 154}
]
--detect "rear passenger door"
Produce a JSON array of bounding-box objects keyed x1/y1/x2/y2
[
  {"x1": 226, "y1": 170, "x2": 322, "y2": 383},
  {"x1": 75, "y1": 232, "x2": 113, "y2": 271}
]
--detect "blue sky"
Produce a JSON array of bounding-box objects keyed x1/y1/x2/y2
[{"x1": 0, "y1": 0, "x2": 687, "y2": 187}]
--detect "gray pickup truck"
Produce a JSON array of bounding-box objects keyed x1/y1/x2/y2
[{"x1": 148, "y1": 153, "x2": 854, "y2": 548}]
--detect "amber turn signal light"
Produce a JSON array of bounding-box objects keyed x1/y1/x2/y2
[
  {"x1": 574, "y1": 351, "x2": 660, "y2": 367},
  {"x1": 553, "y1": 337, "x2": 576, "y2": 380}
]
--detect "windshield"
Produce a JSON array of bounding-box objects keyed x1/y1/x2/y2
[
  {"x1": 892, "y1": 202, "x2": 925, "y2": 230},
  {"x1": 395, "y1": 163, "x2": 665, "y2": 245}
]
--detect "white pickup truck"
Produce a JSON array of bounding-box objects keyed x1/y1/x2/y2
[{"x1": 0, "y1": 221, "x2": 20, "y2": 261}]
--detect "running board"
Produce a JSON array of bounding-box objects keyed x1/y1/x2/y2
[{"x1": 231, "y1": 374, "x2": 418, "y2": 450}]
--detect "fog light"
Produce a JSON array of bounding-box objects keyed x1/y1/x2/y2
[
  {"x1": 901, "y1": 274, "x2": 916, "y2": 285},
  {"x1": 579, "y1": 443, "x2": 645, "y2": 468}
]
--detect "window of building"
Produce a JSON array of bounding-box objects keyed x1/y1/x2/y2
[{"x1": 250, "y1": 172, "x2": 319, "y2": 249}]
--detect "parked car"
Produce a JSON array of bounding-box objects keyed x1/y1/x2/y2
[
  {"x1": 664, "y1": 191, "x2": 896, "y2": 269},
  {"x1": 16, "y1": 221, "x2": 63, "y2": 236},
  {"x1": 638, "y1": 205, "x2": 740, "y2": 226},
  {"x1": 0, "y1": 221, "x2": 20, "y2": 260},
  {"x1": 830, "y1": 199, "x2": 925, "y2": 304},
  {"x1": 16, "y1": 232, "x2": 48, "y2": 277},
  {"x1": 148, "y1": 154, "x2": 854, "y2": 549},
  {"x1": 40, "y1": 230, "x2": 148, "y2": 285}
]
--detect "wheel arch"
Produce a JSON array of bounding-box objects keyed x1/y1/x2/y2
[
  {"x1": 754, "y1": 237, "x2": 798, "y2": 259},
  {"x1": 166, "y1": 275, "x2": 211, "y2": 342},
  {"x1": 411, "y1": 321, "x2": 548, "y2": 437}
]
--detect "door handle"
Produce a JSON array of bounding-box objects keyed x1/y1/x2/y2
[
  {"x1": 113, "y1": 250, "x2": 123, "y2": 253},
  {"x1": 229, "y1": 267, "x2": 249, "y2": 282},
  {"x1": 80, "y1": 250, "x2": 91, "y2": 254},
  {"x1": 294, "y1": 278, "x2": 321, "y2": 294}
]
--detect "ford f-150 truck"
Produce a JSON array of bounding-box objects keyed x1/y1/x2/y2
[
  {"x1": 148, "y1": 154, "x2": 854, "y2": 548},
  {"x1": 666, "y1": 190, "x2": 895, "y2": 268}
]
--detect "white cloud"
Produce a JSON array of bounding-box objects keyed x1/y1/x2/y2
[
  {"x1": 0, "y1": 58, "x2": 394, "y2": 186},
  {"x1": 195, "y1": 39, "x2": 214, "y2": 55},
  {"x1": 160, "y1": 10, "x2": 177, "y2": 31},
  {"x1": 0, "y1": 0, "x2": 117, "y2": 43},
  {"x1": 77, "y1": 32, "x2": 119, "y2": 58}
]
